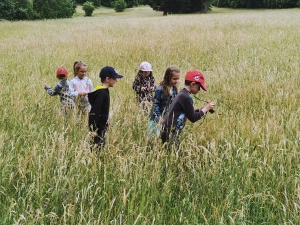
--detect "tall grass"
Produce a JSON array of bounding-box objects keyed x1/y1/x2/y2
[{"x1": 1, "y1": 5, "x2": 300, "y2": 224}]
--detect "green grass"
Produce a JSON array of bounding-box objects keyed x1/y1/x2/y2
[{"x1": 0, "y1": 5, "x2": 300, "y2": 224}]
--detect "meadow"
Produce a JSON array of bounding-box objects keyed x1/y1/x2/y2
[{"x1": 0, "y1": 5, "x2": 300, "y2": 224}]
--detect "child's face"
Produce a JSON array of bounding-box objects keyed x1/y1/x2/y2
[
  {"x1": 142, "y1": 71, "x2": 151, "y2": 76},
  {"x1": 77, "y1": 66, "x2": 88, "y2": 79},
  {"x1": 189, "y1": 82, "x2": 201, "y2": 95},
  {"x1": 170, "y1": 72, "x2": 180, "y2": 86},
  {"x1": 108, "y1": 77, "x2": 118, "y2": 87}
]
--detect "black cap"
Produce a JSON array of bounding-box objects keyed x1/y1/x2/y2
[{"x1": 99, "y1": 66, "x2": 123, "y2": 79}]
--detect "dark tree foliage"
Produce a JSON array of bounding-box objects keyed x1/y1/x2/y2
[
  {"x1": 75, "y1": 0, "x2": 86, "y2": 4},
  {"x1": 101, "y1": 0, "x2": 113, "y2": 7},
  {"x1": 212, "y1": 0, "x2": 300, "y2": 8},
  {"x1": 75, "y1": 0, "x2": 137, "y2": 8},
  {"x1": 0, "y1": 0, "x2": 76, "y2": 20},
  {"x1": 32, "y1": 0, "x2": 75, "y2": 19},
  {"x1": 126, "y1": 0, "x2": 139, "y2": 7},
  {"x1": 146, "y1": 0, "x2": 211, "y2": 15},
  {"x1": 14, "y1": 0, "x2": 35, "y2": 20},
  {"x1": 92, "y1": 0, "x2": 101, "y2": 7},
  {"x1": 0, "y1": 0, "x2": 16, "y2": 20}
]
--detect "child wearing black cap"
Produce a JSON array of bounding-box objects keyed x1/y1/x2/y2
[
  {"x1": 43, "y1": 67, "x2": 86, "y2": 113},
  {"x1": 160, "y1": 69, "x2": 215, "y2": 147},
  {"x1": 88, "y1": 66, "x2": 123, "y2": 150}
]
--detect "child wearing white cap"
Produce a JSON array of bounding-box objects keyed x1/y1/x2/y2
[{"x1": 132, "y1": 61, "x2": 156, "y2": 112}]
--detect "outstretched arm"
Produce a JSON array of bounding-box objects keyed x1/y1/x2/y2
[{"x1": 44, "y1": 83, "x2": 61, "y2": 96}]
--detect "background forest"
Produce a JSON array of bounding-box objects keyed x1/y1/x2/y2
[{"x1": 0, "y1": 0, "x2": 299, "y2": 20}]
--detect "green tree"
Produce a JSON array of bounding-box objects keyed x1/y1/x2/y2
[
  {"x1": 101, "y1": 0, "x2": 113, "y2": 6},
  {"x1": 82, "y1": 1, "x2": 95, "y2": 16},
  {"x1": 33, "y1": 0, "x2": 74, "y2": 19},
  {"x1": 75, "y1": 0, "x2": 86, "y2": 4},
  {"x1": 125, "y1": 0, "x2": 138, "y2": 7},
  {"x1": 91, "y1": 0, "x2": 101, "y2": 7},
  {"x1": 14, "y1": 0, "x2": 35, "y2": 20},
  {"x1": 114, "y1": 0, "x2": 127, "y2": 11},
  {"x1": 146, "y1": 0, "x2": 210, "y2": 15},
  {"x1": 0, "y1": 0, "x2": 16, "y2": 20},
  {"x1": 212, "y1": 0, "x2": 300, "y2": 8}
]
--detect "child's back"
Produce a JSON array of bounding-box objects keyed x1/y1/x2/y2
[{"x1": 44, "y1": 67, "x2": 76, "y2": 110}]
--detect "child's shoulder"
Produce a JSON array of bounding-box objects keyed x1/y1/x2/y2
[{"x1": 156, "y1": 85, "x2": 163, "y2": 91}]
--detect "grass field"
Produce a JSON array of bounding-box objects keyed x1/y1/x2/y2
[{"x1": 1, "y1": 5, "x2": 300, "y2": 224}]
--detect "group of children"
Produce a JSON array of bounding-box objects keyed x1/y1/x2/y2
[{"x1": 44, "y1": 61, "x2": 215, "y2": 151}]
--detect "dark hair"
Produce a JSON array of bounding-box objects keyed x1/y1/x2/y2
[
  {"x1": 57, "y1": 74, "x2": 67, "y2": 79},
  {"x1": 185, "y1": 80, "x2": 192, "y2": 86},
  {"x1": 100, "y1": 77, "x2": 106, "y2": 83},
  {"x1": 160, "y1": 66, "x2": 180, "y2": 96},
  {"x1": 185, "y1": 80, "x2": 202, "y2": 89},
  {"x1": 137, "y1": 70, "x2": 153, "y2": 77},
  {"x1": 73, "y1": 61, "x2": 87, "y2": 77}
]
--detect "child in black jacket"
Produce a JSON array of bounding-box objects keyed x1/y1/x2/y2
[{"x1": 88, "y1": 66, "x2": 123, "y2": 150}]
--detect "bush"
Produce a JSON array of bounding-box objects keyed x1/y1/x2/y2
[
  {"x1": 114, "y1": 0, "x2": 127, "y2": 12},
  {"x1": 82, "y1": 1, "x2": 95, "y2": 16}
]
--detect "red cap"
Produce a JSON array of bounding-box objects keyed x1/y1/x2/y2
[
  {"x1": 185, "y1": 70, "x2": 207, "y2": 91},
  {"x1": 56, "y1": 67, "x2": 68, "y2": 78}
]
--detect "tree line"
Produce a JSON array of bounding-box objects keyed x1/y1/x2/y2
[
  {"x1": 0, "y1": 0, "x2": 299, "y2": 20},
  {"x1": 212, "y1": 0, "x2": 300, "y2": 8}
]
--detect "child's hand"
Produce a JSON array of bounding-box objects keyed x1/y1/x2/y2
[
  {"x1": 201, "y1": 102, "x2": 215, "y2": 114},
  {"x1": 89, "y1": 132, "x2": 97, "y2": 137},
  {"x1": 150, "y1": 87, "x2": 155, "y2": 91},
  {"x1": 78, "y1": 92, "x2": 87, "y2": 96},
  {"x1": 141, "y1": 87, "x2": 147, "y2": 92}
]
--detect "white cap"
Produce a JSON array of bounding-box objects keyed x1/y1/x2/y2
[{"x1": 140, "y1": 61, "x2": 152, "y2": 72}]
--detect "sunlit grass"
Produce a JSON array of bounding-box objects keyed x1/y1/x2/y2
[{"x1": 0, "y1": 5, "x2": 300, "y2": 224}]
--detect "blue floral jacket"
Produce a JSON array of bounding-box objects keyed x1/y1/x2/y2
[{"x1": 149, "y1": 85, "x2": 178, "y2": 123}]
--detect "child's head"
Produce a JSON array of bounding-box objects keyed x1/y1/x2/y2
[
  {"x1": 184, "y1": 70, "x2": 207, "y2": 95},
  {"x1": 56, "y1": 67, "x2": 68, "y2": 80},
  {"x1": 162, "y1": 66, "x2": 180, "y2": 87},
  {"x1": 99, "y1": 66, "x2": 123, "y2": 87},
  {"x1": 139, "y1": 61, "x2": 152, "y2": 77},
  {"x1": 73, "y1": 61, "x2": 88, "y2": 79}
]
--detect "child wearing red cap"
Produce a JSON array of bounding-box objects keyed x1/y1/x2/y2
[
  {"x1": 160, "y1": 69, "x2": 215, "y2": 147},
  {"x1": 132, "y1": 61, "x2": 156, "y2": 112},
  {"x1": 43, "y1": 67, "x2": 86, "y2": 113}
]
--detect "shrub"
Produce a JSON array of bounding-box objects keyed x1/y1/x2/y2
[
  {"x1": 82, "y1": 1, "x2": 95, "y2": 16},
  {"x1": 114, "y1": 0, "x2": 127, "y2": 12}
]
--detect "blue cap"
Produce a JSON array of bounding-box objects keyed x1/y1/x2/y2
[{"x1": 99, "y1": 66, "x2": 123, "y2": 79}]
